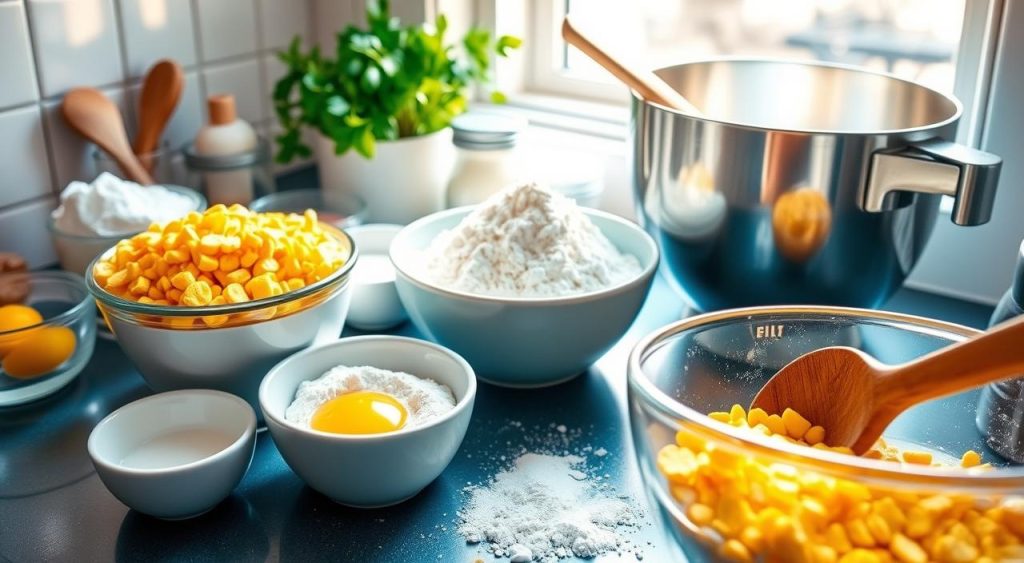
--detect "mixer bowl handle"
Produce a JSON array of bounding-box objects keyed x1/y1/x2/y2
[{"x1": 863, "y1": 138, "x2": 1001, "y2": 226}]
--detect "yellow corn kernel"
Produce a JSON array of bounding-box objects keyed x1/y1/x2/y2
[
  {"x1": 106, "y1": 269, "x2": 130, "y2": 288},
  {"x1": 847, "y1": 520, "x2": 877, "y2": 548},
  {"x1": 223, "y1": 283, "x2": 249, "y2": 304},
  {"x1": 866, "y1": 514, "x2": 893, "y2": 545},
  {"x1": 225, "y1": 268, "x2": 252, "y2": 285},
  {"x1": 246, "y1": 274, "x2": 279, "y2": 300},
  {"x1": 201, "y1": 296, "x2": 229, "y2": 327},
  {"x1": 807, "y1": 544, "x2": 839, "y2": 563},
  {"x1": 219, "y1": 253, "x2": 239, "y2": 272},
  {"x1": 254, "y1": 257, "x2": 280, "y2": 276},
  {"x1": 163, "y1": 248, "x2": 189, "y2": 264},
  {"x1": 764, "y1": 414, "x2": 787, "y2": 436},
  {"x1": 746, "y1": 407, "x2": 769, "y2": 428},
  {"x1": 729, "y1": 404, "x2": 747, "y2": 423},
  {"x1": 147, "y1": 286, "x2": 164, "y2": 301},
  {"x1": 128, "y1": 276, "x2": 150, "y2": 296},
  {"x1": 718, "y1": 539, "x2": 752, "y2": 562},
  {"x1": 170, "y1": 271, "x2": 196, "y2": 291},
  {"x1": 198, "y1": 234, "x2": 223, "y2": 254},
  {"x1": 687, "y1": 503, "x2": 715, "y2": 526},
  {"x1": 804, "y1": 425, "x2": 826, "y2": 445},
  {"x1": 889, "y1": 534, "x2": 926, "y2": 563},
  {"x1": 708, "y1": 411, "x2": 731, "y2": 423},
  {"x1": 181, "y1": 281, "x2": 213, "y2": 307},
  {"x1": 901, "y1": 451, "x2": 932, "y2": 465},
  {"x1": 198, "y1": 254, "x2": 219, "y2": 272},
  {"x1": 959, "y1": 450, "x2": 981, "y2": 468},
  {"x1": 781, "y1": 408, "x2": 812, "y2": 439},
  {"x1": 827, "y1": 523, "x2": 854, "y2": 554},
  {"x1": 240, "y1": 250, "x2": 259, "y2": 268}
]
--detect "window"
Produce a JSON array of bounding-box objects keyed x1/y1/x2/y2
[{"x1": 555, "y1": 0, "x2": 966, "y2": 96}]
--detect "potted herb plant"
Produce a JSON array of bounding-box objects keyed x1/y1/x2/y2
[{"x1": 272, "y1": 1, "x2": 521, "y2": 224}]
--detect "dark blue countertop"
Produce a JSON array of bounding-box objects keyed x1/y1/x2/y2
[{"x1": 0, "y1": 272, "x2": 993, "y2": 563}]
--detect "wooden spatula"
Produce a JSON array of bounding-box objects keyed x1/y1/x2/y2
[
  {"x1": 561, "y1": 14, "x2": 702, "y2": 115},
  {"x1": 134, "y1": 59, "x2": 183, "y2": 170},
  {"x1": 61, "y1": 88, "x2": 154, "y2": 185},
  {"x1": 751, "y1": 314, "x2": 1024, "y2": 454}
]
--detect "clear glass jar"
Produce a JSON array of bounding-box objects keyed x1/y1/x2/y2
[
  {"x1": 183, "y1": 137, "x2": 275, "y2": 207},
  {"x1": 92, "y1": 141, "x2": 187, "y2": 187},
  {"x1": 445, "y1": 113, "x2": 527, "y2": 207}
]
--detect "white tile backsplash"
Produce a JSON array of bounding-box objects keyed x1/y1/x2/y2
[
  {"x1": 257, "y1": 0, "x2": 308, "y2": 50},
  {"x1": 117, "y1": 0, "x2": 198, "y2": 78},
  {"x1": 0, "y1": 197, "x2": 58, "y2": 268},
  {"x1": 26, "y1": 0, "x2": 124, "y2": 97},
  {"x1": 0, "y1": 106, "x2": 51, "y2": 209},
  {"x1": 0, "y1": 2, "x2": 39, "y2": 109},
  {"x1": 42, "y1": 87, "x2": 131, "y2": 190},
  {"x1": 0, "y1": 0, "x2": 333, "y2": 267},
  {"x1": 195, "y1": 0, "x2": 257, "y2": 62},
  {"x1": 202, "y1": 58, "x2": 264, "y2": 125}
]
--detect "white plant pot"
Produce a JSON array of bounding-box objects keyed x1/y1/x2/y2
[{"x1": 315, "y1": 128, "x2": 455, "y2": 225}]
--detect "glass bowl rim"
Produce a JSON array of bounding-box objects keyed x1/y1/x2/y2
[
  {"x1": 84, "y1": 224, "x2": 358, "y2": 318},
  {"x1": 249, "y1": 188, "x2": 368, "y2": 218},
  {"x1": 627, "y1": 304, "x2": 1024, "y2": 489},
  {"x1": 0, "y1": 270, "x2": 93, "y2": 336}
]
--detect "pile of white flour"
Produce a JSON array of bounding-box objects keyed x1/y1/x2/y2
[
  {"x1": 284, "y1": 365, "x2": 455, "y2": 427},
  {"x1": 458, "y1": 453, "x2": 642, "y2": 562},
  {"x1": 423, "y1": 183, "x2": 642, "y2": 297}
]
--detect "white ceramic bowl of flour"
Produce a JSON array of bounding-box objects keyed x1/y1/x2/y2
[
  {"x1": 390, "y1": 204, "x2": 659, "y2": 387},
  {"x1": 259, "y1": 335, "x2": 476, "y2": 507},
  {"x1": 87, "y1": 390, "x2": 257, "y2": 519}
]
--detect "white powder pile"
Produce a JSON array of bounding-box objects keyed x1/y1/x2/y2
[
  {"x1": 423, "y1": 183, "x2": 642, "y2": 297},
  {"x1": 458, "y1": 453, "x2": 642, "y2": 562},
  {"x1": 285, "y1": 365, "x2": 456, "y2": 427}
]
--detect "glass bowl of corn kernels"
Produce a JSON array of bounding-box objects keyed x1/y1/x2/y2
[
  {"x1": 86, "y1": 204, "x2": 357, "y2": 412},
  {"x1": 628, "y1": 306, "x2": 1024, "y2": 563}
]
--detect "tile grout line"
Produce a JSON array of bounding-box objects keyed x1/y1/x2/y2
[{"x1": 19, "y1": 0, "x2": 61, "y2": 197}]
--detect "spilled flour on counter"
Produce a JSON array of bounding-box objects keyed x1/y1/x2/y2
[
  {"x1": 423, "y1": 183, "x2": 642, "y2": 297},
  {"x1": 458, "y1": 452, "x2": 642, "y2": 562}
]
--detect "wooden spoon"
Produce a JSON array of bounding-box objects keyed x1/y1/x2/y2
[
  {"x1": 751, "y1": 314, "x2": 1024, "y2": 454},
  {"x1": 61, "y1": 88, "x2": 154, "y2": 185},
  {"x1": 561, "y1": 14, "x2": 703, "y2": 115},
  {"x1": 134, "y1": 59, "x2": 183, "y2": 170}
]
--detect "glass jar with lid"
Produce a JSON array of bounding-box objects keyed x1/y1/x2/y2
[{"x1": 446, "y1": 112, "x2": 528, "y2": 208}]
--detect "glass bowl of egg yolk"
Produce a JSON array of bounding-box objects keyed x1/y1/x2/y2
[
  {"x1": 628, "y1": 306, "x2": 1024, "y2": 563},
  {"x1": 0, "y1": 271, "x2": 96, "y2": 406}
]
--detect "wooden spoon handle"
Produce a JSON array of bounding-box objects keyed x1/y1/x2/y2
[
  {"x1": 115, "y1": 151, "x2": 155, "y2": 185},
  {"x1": 561, "y1": 15, "x2": 703, "y2": 115},
  {"x1": 877, "y1": 314, "x2": 1024, "y2": 407}
]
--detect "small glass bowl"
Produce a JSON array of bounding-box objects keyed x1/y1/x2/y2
[
  {"x1": 48, "y1": 185, "x2": 207, "y2": 276},
  {"x1": 0, "y1": 271, "x2": 96, "y2": 406},
  {"x1": 249, "y1": 189, "x2": 366, "y2": 229},
  {"x1": 628, "y1": 306, "x2": 1024, "y2": 562}
]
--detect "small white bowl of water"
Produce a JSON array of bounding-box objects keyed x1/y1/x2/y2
[
  {"x1": 87, "y1": 389, "x2": 257, "y2": 519},
  {"x1": 344, "y1": 224, "x2": 408, "y2": 331}
]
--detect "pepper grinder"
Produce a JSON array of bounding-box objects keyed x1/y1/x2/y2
[{"x1": 976, "y1": 239, "x2": 1024, "y2": 462}]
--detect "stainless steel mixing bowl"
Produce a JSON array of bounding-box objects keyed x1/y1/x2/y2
[{"x1": 632, "y1": 59, "x2": 1001, "y2": 311}]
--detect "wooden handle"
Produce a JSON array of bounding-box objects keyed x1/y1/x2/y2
[
  {"x1": 114, "y1": 151, "x2": 155, "y2": 185},
  {"x1": 561, "y1": 15, "x2": 703, "y2": 115},
  {"x1": 877, "y1": 314, "x2": 1024, "y2": 408}
]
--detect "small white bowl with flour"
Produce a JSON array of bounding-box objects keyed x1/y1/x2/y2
[
  {"x1": 390, "y1": 183, "x2": 659, "y2": 387},
  {"x1": 259, "y1": 335, "x2": 476, "y2": 507}
]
